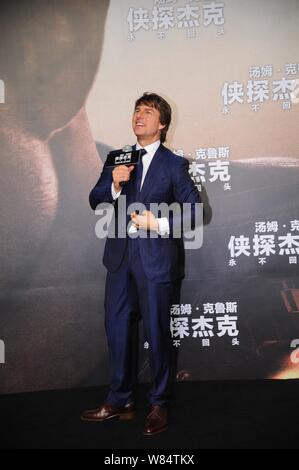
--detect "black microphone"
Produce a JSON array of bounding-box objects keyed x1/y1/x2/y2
[
  {"x1": 105, "y1": 145, "x2": 143, "y2": 168},
  {"x1": 105, "y1": 145, "x2": 144, "y2": 188}
]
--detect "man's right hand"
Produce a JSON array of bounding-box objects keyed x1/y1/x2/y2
[{"x1": 112, "y1": 165, "x2": 135, "y2": 192}]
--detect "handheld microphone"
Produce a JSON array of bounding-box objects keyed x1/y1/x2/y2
[{"x1": 105, "y1": 145, "x2": 143, "y2": 187}]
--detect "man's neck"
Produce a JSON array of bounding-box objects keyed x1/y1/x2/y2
[{"x1": 137, "y1": 138, "x2": 160, "y2": 148}]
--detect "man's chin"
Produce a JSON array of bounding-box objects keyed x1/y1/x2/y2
[
  {"x1": 134, "y1": 130, "x2": 145, "y2": 138},
  {"x1": 133, "y1": 125, "x2": 148, "y2": 134}
]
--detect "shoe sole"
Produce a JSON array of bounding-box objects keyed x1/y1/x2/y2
[
  {"x1": 81, "y1": 412, "x2": 136, "y2": 423},
  {"x1": 143, "y1": 425, "x2": 168, "y2": 436}
]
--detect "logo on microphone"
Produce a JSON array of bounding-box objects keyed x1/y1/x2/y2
[
  {"x1": 105, "y1": 146, "x2": 142, "y2": 168},
  {"x1": 115, "y1": 153, "x2": 133, "y2": 165}
]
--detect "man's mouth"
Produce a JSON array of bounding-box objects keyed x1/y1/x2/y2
[{"x1": 136, "y1": 122, "x2": 145, "y2": 127}]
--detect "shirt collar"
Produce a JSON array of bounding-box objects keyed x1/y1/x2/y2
[{"x1": 136, "y1": 140, "x2": 160, "y2": 156}]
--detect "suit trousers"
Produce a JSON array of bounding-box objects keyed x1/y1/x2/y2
[{"x1": 105, "y1": 237, "x2": 175, "y2": 407}]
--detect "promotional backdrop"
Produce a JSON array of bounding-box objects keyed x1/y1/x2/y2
[{"x1": 1, "y1": 0, "x2": 299, "y2": 394}]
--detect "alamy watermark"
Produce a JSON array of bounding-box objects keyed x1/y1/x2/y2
[
  {"x1": 94, "y1": 197, "x2": 204, "y2": 249},
  {"x1": 290, "y1": 339, "x2": 299, "y2": 364},
  {"x1": 0, "y1": 79, "x2": 5, "y2": 104},
  {"x1": 291, "y1": 79, "x2": 299, "y2": 104},
  {"x1": 0, "y1": 339, "x2": 5, "y2": 364}
]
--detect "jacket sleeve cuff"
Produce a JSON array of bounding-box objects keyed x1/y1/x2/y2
[{"x1": 111, "y1": 182, "x2": 122, "y2": 200}]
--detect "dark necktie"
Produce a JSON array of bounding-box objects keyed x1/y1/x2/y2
[{"x1": 134, "y1": 148, "x2": 147, "y2": 196}]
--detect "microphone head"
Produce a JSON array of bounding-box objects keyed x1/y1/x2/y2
[{"x1": 122, "y1": 145, "x2": 133, "y2": 152}]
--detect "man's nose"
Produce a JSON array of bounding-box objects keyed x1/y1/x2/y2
[{"x1": 136, "y1": 111, "x2": 145, "y2": 119}]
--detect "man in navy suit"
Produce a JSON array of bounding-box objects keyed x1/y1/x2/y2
[{"x1": 81, "y1": 93, "x2": 201, "y2": 435}]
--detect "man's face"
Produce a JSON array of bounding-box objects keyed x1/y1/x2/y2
[{"x1": 132, "y1": 103, "x2": 165, "y2": 144}]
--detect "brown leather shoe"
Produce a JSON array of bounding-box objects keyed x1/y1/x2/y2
[
  {"x1": 81, "y1": 402, "x2": 136, "y2": 422},
  {"x1": 143, "y1": 405, "x2": 168, "y2": 436}
]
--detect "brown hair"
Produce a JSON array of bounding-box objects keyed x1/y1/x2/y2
[{"x1": 135, "y1": 92, "x2": 172, "y2": 143}]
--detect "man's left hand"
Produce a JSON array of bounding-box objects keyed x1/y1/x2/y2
[{"x1": 131, "y1": 211, "x2": 159, "y2": 232}]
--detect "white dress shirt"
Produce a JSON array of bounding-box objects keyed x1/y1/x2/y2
[{"x1": 111, "y1": 140, "x2": 170, "y2": 235}]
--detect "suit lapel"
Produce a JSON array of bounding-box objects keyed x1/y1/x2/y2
[{"x1": 139, "y1": 145, "x2": 165, "y2": 202}]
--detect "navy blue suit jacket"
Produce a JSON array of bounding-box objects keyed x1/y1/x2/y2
[{"x1": 89, "y1": 144, "x2": 201, "y2": 283}]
